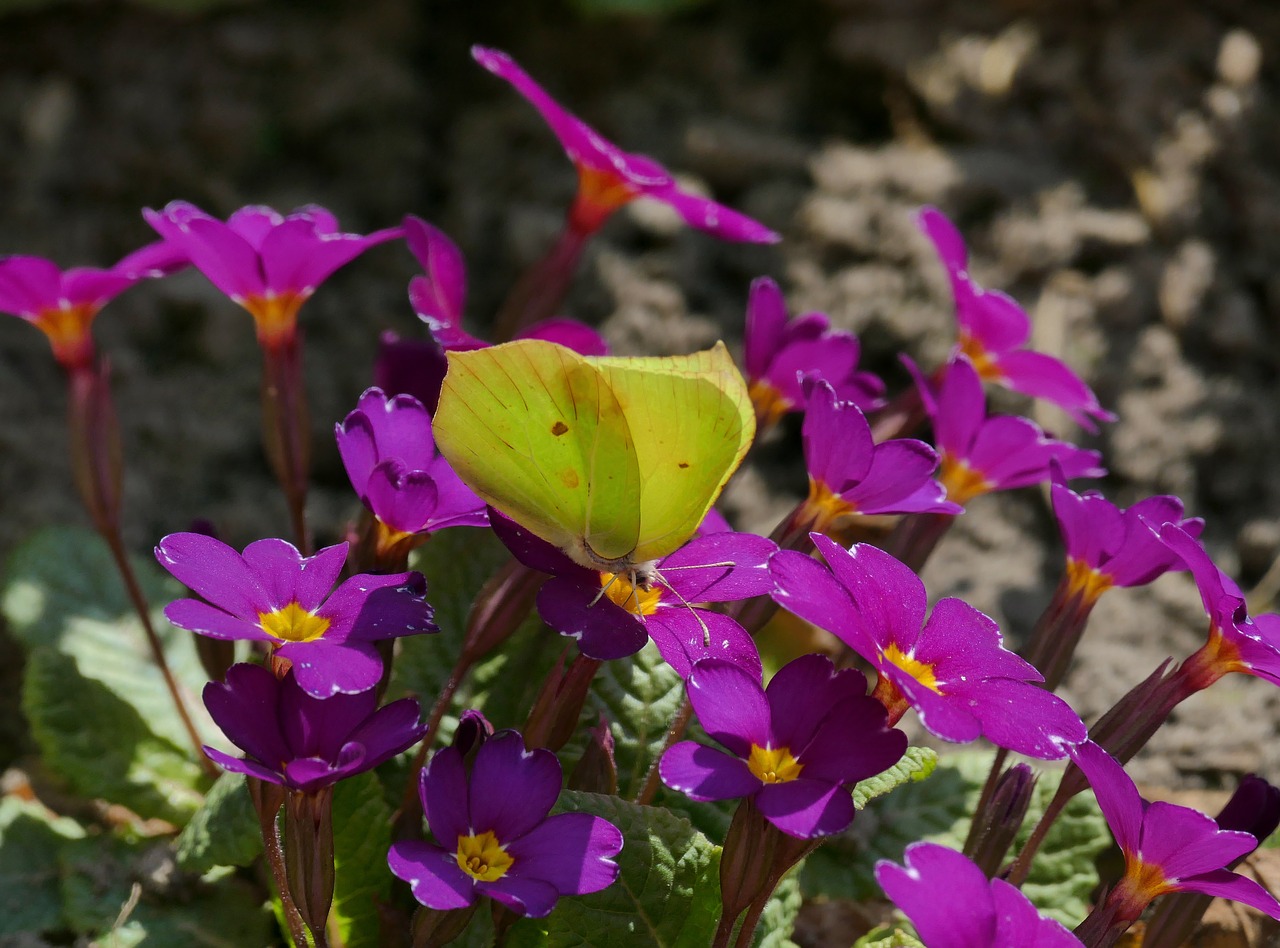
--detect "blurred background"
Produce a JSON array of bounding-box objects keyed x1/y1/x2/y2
[{"x1": 1, "y1": 0, "x2": 1278, "y2": 789}]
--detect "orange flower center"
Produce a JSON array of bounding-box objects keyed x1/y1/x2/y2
[
  {"x1": 938, "y1": 452, "x2": 993, "y2": 506},
  {"x1": 599, "y1": 571, "x2": 662, "y2": 616},
  {"x1": 239, "y1": 290, "x2": 309, "y2": 346},
  {"x1": 957, "y1": 332, "x2": 1003, "y2": 381},
  {"x1": 568, "y1": 165, "x2": 639, "y2": 233},
  {"x1": 455, "y1": 830, "x2": 514, "y2": 882},
  {"x1": 800, "y1": 479, "x2": 857, "y2": 534},
  {"x1": 749, "y1": 379, "x2": 793, "y2": 433},
  {"x1": 258, "y1": 601, "x2": 331, "y2": 643},
  {"x1": 1065, "y1": 559, "x2": 1114, "y2": 605},
  {"x1": 33, "y1": 302, "x2": 98, "y2": 369}
]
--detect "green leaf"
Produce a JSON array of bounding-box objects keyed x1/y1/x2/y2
[
  {"x1": 330, "y1": 772, "x2": 394, "y2": 948},
  {"x1": 60, "y1": 831, "x2": 274, "y2": 945},
  {"x1": 3, "y1": 526, "x2": 219, "y2": 821},
  {"x1": 587, "y1": 642, "x2": 685, "y2": 799},
  {"x1": 852, "y1": 926, "x2": 925, "y2": 947},
  {"x1": 853, "y1": 746, "x2": 938, "y2": 810},
  {"x1": 505, "y1": 792, "x2": 721, "y2": 948},
  {"x1": 0, "y1": 796, "x2": 85, "y2": 936},
  {"x1": 801, "y1": 751, "x2": 1107, "y2": 927},
  {"x1": 175, "y1": 772, "x2": 260, "y2": 873}
]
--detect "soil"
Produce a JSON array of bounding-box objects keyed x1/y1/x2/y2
[{"x1": 1, "y1": 0, "x2": 1279, "y2": 940}]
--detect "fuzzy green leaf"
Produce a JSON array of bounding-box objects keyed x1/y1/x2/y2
[
  {"x1": 175, "y1": 771, "x2": 260, "y2": 873},
  {"x1": 752, "y1": 867, "x2": 802, "y2": 948},
  {"x1": 3, "y1": 527, "x2": 219, "y2": 821},
  {"x1": 0, "y1": 797, "x2": 85, "y2": 936},
  {"x1": 853, "y1": 746, "x2": 938, "y2": 810},
  {"x1": 587, "y1": 641, "x2": 685, "y2": 799},
  {"x1": 852, "y1": 926, "x2": 925, "y2": 947},
  {"x1": 505, "y1": 792, "x2": 721, "y2": 948},
  {"x1": 330, "y1": 771, "x2": 395, "y2": 948}
]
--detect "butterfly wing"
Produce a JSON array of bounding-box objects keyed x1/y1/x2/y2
[
  {"x1": 433, "y1": 339, "x2": 642, "y2": 563},
  {"x1": 591, "y1": 342, "x2": 755, "y2": 563}
]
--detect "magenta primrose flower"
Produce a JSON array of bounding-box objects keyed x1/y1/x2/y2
[
  {"x1": 491, "y1": 512, "x2": 772, "y2": 673},
  {"x1": 389, "y1": 729, "x2": 623, "y2": 917},
  {"x1": 876, "y1": 842, "x2": 1083, "y2": 947},
  {"x1": 795, "y1": 379, "x2": 958, "y2": 535},
  {"x1": 1159, "y1": 523, "x2": 1280, "y2": 691},
  {"x1": 472, "y1": 46, "x2": 778, "y2": 243},
  {"x1": 144, "y1": 201, "x2": 401, "y2": 346},
  {"x1": 336, "y1": 387, "x2": 488, "y2": 542},
  {"x1": 772, "y1": 536, "x2": 1087, "y2": 759},
  {"x1": 155, "y1": 533, "x2": 437, "y2": 697},
  {"x1": 202, "y1": 662, "x2": 427, "y2": 793},
  {"x1": 660, "y1": 653, "x2": 907, "y2": 838},
  {"x1": 908, "y1": 355, "x2": 1105, "y2": 506},
  {"x1": 0, "y1": 242, "x2": 184, "y2": 370},
  {"x1": 1069, "y1": 741, "x2": 1280, "y2": 942},
  {"x1": 917, "y1": 207, "x2": 1114, "y2": 432},
  {"x1": 1051, "y1": 483, "x2": 1203, "y2": 606},
  {"x1": 405, "y1": 214, "x2": 607, "y2": 355},
  {"x1": 743, "y1": 277, "x2": 884, "y2": 431}
]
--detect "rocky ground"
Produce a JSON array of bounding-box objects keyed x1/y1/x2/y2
[{"x1": 1, "y1": 0, "x2": 1279, "y2": 938}]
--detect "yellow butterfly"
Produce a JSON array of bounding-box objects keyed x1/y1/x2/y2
[{"x1": 432, "y1": 339, "x2": 755, "y2": 582}]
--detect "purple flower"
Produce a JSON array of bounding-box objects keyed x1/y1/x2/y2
[
  {"x1": 1159, "y1": 524, "x2": 1280, "y2": 690},
  {"x1": 771, "y1": 536, "x2": 1087, "y2": 759},
  {"x1": 1069, "y1": 741, "x2": 1280, "y2": 934},
  {"x1": 660, "y1": 653, "x2": 907, "y2": 838},
  {"x1": 743, "y1": 277, "x2": 884, "y2": 431},
  {"x1": 389, "y1": 729, "x2": 623, "y2": 917},
  {"x1": 472, "y1": 46, "x2": 778, "y2": 243},
  {"x1": 875, "y1": 842, "x2": 1083, "y2": 947},
  {"x1": 336, "y1": 387, "x2": 488, "y2": 541},
  {"x1": 373, "y1": 330, "x2": 450, "y2": 414},
  {"x1": 908, "y1": 356, "x2": 1104, "y2": 505},
  {"x1": 0, "y1": 242, "x2": 184, "y2": 369},
  {"x1": 155, "y1": 533, "x2": 437, "y2": 698},
  {"x1": 202, "y1": 662, "x2": 427, "y2": 793},
  {"x1": 143, "y1": 201, "x2": 401, "y2": 346},
  {"x1": 1050, "y1": 483, "x2": 1203, "y2": 605},
  {"x1": 916, "y1": 207, "x2": 1114, "y2": 432},
  {"x1": 405, "y1": 215, "x2": 607, "y2": 355},
  {"x1": 492, "y1": 512, "x2": 771, "y2": 673},
  {"x1": 796, "y1": 379, "x2": 958, "y2": 534}
]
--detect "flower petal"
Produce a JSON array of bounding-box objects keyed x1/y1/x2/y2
[
  {"x1": 155, "y1": 532, "x2": 268, "y2": 618},
  {"x1": 388, "y1": 839, "x2": 476, "y2": 911},
  {"x1": 504, "y1": 811, "x2": 622, "y2": 895},
  {"x1": 469, "y1": 731, "x2": 561, "y2": 841},
  {"x1": 755, "y1": 778, "x2": 855, "y2": 838},
  {"x1": 164, "y1": 598, "x2": 272, "y2": 642},
  {"x1": 875, "y1": 842, "x2": 997, "y2": 948},
  {"x1": 687, "y1": 659, "x2": 770, "y2": 755},
  {"x1": 1068, "y1": 742, "x2": 1143, "y2": 855},
  {"x1": 645, "y1": 609, "x2": 761, "y2": 680},
  {"x1": 278, "y1": 639, "x2": 383, "y2": 698},
  {"x1": 659, "y1": 741, "x2": 760, "y2": 801},
  {"x1": 421, "y1": 746, "x2": 470, "y2": 844}
]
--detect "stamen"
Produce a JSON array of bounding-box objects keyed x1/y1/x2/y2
[
  {"x1": 258, "y1": 601, "x2": 331, "y2": 643},
  {"x1": 455, "y1": 830, "x2": 514, "y2": 882}
]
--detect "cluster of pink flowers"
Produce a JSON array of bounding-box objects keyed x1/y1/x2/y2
[{"x1": 5, "y1": 42, "x2": 1279, "y2": 948}]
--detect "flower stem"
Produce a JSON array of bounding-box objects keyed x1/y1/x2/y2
[
  {"x1": 251, "y1": 778, "x2": 311, "y2": 948},
  {"x1": 636, "y1": 698, "x2": 694, "y2": 806},
  {"x1": 261, "y1": 336, "x2": 311, "y2": 555}
]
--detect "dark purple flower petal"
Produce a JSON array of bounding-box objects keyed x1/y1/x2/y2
[
  {"x1": 242, "y1": 538, "x2": 346, "y2": 612},
  {"x1": 659, "y1": 742, "x2": 760, "y2": 801},
  {"x1": 504, "y1": 811, "x2": 622, "y2": 895},
  {"x1": 389, "y1": 839, "x2": 476, "y2": 911},
  {"x1": 202, "y1": 664, "x2": 290, "y2": 767},
  {"x1": 537, "y1": 576, "x2": 648, "y2": 661},
  {"x1": 686, "y1": 659, "x2": 771, "y2": 756},
  {"x1": 803, "y1": 381, "x2": 874, "y2": 491},
  {"x1": 165, "y1": 598, "x2": 272, "y2": 642},
  {"x1": 278, "y1": 639, "x2": 383, "y2": 698},
  {"x1": 645, "y1": 609, "x2": 761, "y2": 680},
  {"x1": 480, "y1": 875, "x2": 562, "y2": 918},
  {"x1": 421, "y1": 746, "x2": 470, "y2": 845},
  {"x1": 990, "y1": 878, "x2": 1082, "y2": 946},
  {"x1": 745, "y1": 277, "x2": 788, "y2": 379},
  {"x1": 1140, "y1": 802, "x2": 1257, "y2": 880},
  {"x1": 755, "y1": 778, "x2": 855, "y2": 838},
  {"x1": 404, "y1": 216, "x2": 467, "y2": 329},
  {"x1": 953, "y1": 677, "x2": 1084, "y2": 759},
  {"x1": 469, "y1": 731, "x2": 562, "y2": 842},
  {"x1": 320, "y1": 571, "x2": 434, "y2": 642},
  {"x1": 204, "y1": 747, "x2": 285, "y2": 786},
  {"x1": 763, "y1": 653, "x2": 857, "y2": 753},
  {"x1": 657, "y1": 531, "x2": 776, "y2": 602},
  {"x1": 364, "y1": 459, "x2": 441, "y2": 534},
  {"x1": 155, "y1": 532, "x2": 269, "y2": 617},
  {"x1": 1171, "y1": 869, "x2": 1280, "y2": 918},
  {"x1": 794, "y1": 694, "x2": 906, "y2": 785}
]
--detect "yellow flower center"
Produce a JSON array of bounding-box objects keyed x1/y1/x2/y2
[
  {"x1": 34, "y1": 302, "x2": 98, "y2": 368},
  {"x1": 569, "y1": 165, "x2": 639, "y2": 233},
  {"x1": 239, "y1": 290, "x2": 309, "y2": 346},
  {"x1": 1180, "y1": 622, "x2": 1243, "y2": 691},
  {"x1": 882, "y1": 642, "x2": 942, "y2": 693},
  {"x1": 748, "y1": 379, "x2": 793, "y2": 433},
  {"x1": 938, "y1": 452, "x2": 993, "y2": 506},
  {"x1": 1065, "y1": 558, "x2": 1114, "y2": 605},
  {"x1": 1117, "y1": 856, "x2": 1172, "y2": 908},
  {"x1": 747, "y1": 744, "x2": 804, "y2": 784},
  {"x1": 600, "y1": 571, "x2": 663, "y2": 616},
  {"x1": 258, "y1": 601, "x2": 331, "y2": 643},
  {"x1": 455, "y1": 830, "x2": 514, "y2": 882}
]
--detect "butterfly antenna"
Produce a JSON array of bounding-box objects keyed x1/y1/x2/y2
[
  {"x1": 653, "y1": 567, "x2": 713, "y2": 647},
  {"x1": 589, "y1": 572, "x2": 623, "y2": 608}
]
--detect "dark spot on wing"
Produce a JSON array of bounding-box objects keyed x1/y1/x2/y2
[
  {"x1": 678, "y1": 461, "x2": 689, "y2": 469},
  {"x1": 551, "y1": 420, "x2": 569, "y2": 436}
]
